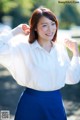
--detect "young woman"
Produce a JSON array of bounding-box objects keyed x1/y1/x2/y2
[{"x1": 0, "y1": 7, "x2": 80, "y2": 120}]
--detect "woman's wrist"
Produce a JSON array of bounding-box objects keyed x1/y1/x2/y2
[
  {"x1": 12, "y1": 24, "x2": 30, "y2": 36},
  {"x1": 12, "y1": 25, "x2": 23, "y2": 36}
]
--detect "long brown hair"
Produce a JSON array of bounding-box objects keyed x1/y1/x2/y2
[{"x1": 29, "y1": 7, "x2": 58, "y2": 43}]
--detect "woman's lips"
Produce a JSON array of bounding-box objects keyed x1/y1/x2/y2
[{"x1": 45, "y1": 33, "x2": 53, "y2": 36}]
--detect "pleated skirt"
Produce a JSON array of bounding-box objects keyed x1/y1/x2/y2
[{"x1": 14, "y1": 87, "x2": 67, "y2": 120}]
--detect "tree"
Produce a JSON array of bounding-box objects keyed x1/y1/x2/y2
[
  {"x1": 0, "y1": 0, "x2": 80, "y2": 28},
  {"x1": 59, "y1": 4, "x2": 80, "y2": 29},
  {"x1": 0, "y1": 0, "x2": 33, "y2": 26},
  {"x1": 0, "y1": 0, "x2": 17, "y2": 22},
  {"x1": 0, "y1": 0, "x2": 33, "y2": 16}
]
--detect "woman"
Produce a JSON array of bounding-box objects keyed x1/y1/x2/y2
[{"x1": 0, "y1": 7, "x2": 80, "y2": 120}]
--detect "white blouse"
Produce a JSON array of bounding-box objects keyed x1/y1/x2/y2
[{"x1": 0, "y1": 28, "x2": 80, "y2": 91}]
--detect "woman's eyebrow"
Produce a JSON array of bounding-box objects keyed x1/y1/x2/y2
[
  {"x1": 41, "y1": 21, "x2": 55, "y2": 24},
  {"x1": 41, "y1": 22, "x2": 48, "y2": 24}
]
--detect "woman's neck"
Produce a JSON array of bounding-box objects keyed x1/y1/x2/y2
[{"x1": 38, "y1": 39, "x2": 53, "y2": 52}]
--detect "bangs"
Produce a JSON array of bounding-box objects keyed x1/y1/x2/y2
[{"x1": 43, "y1": 12, "x2": 56, "y2": 22}]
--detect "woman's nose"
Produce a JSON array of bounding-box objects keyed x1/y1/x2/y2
[{"x1": 48, "y1": 25, "x2": 52, "y2": 32}]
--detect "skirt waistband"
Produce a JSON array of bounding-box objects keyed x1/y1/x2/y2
[{"x1": 24, "y1": 87, "x2": 60, "y2": 97}]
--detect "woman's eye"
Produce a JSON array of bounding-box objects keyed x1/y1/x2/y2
[
  {"x1": 42, "y1": 25, "x2": 47, "y2": 27},
  {"x1": 52, "y1": 23, "x2": 55, "y2": 26}
]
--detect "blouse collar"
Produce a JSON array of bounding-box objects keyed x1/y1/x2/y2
[
  {"x1": 31, "y1": 40, "x2": 55, "y2": 50},
  {"x1": 31, "y1": 40, "x2": 44, "y2": 50}
]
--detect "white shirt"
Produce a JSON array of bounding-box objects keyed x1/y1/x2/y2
[{"x1": 0, "y1": 30, "x2": 80, "y2": 91}]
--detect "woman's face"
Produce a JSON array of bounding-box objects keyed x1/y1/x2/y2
[{"x1": 36, "y1": 16, "x2": 56, "y2": 42}]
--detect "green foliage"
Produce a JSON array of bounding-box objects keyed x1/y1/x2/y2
[
  {"x1": 44, "y1": 0, "x2": 61, "y2": 15},
  {"x1": 59, "y1": 4, "x2": 80, "y2": 29},
  {"x1": 0, "y1": 0, "x2": 17, "y2": 13},
  {"x1": 0, "y1": 0, "x2": 80, "y2": 28},
  {"x1": 15, "y1": 0, "x2": 33, "y2": 16},
  {"x1": 0, "y1": 0, "x2": 34, "y2": 27},
  {"x1": 0, "y1": 0, "x2": 33, "y2": 16},
  {"x1": 31, "y1": 0, "x2": 60, "y2": 16}
]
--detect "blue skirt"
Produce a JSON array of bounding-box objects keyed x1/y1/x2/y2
[{"x1": 14, "y1": 88, "x2": 67, "y2": 120}]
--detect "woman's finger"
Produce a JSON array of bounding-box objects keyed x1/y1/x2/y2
[
  {"x1": 22, "y1": 24, "x2": 30, "y2": 35},
  {"x1": 22, "y1": 24, "x2": 30, "y2": 31}
]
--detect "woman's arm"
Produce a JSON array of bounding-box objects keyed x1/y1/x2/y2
[
  {"x1": 64, "y1": 39, "x2": 80, "y2": 84},
  {"x1": 12, "y1": 24, "x2": 30, "y2": 36},
  {"x1": 0, "y1": 24, "x2": 30, "y2": 53},
  {"x1": 0, "y1": 24, "x2": 30, "y2": 79}
]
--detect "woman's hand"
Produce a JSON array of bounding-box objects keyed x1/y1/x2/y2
[
  {"x1": 12, "y1": 24, "x2": 30, "y2": 36},
  {"x1": 22, "y1": 24, "x2": 30, "y2": 35},
  {"x1": 64, "y1": 39, "x2": 79, "y2": 56}
]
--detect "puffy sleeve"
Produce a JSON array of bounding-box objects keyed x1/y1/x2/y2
[
  {"x1": 65, "y1": 56, "x2": 80, "y2": 84},
  {"x1": 0, "y1": 31, "x2": 16, "y2": 78},
  {"x1": 60, "y1": 44, "x2": 80, "y2": 84},
  {"x1": 0, "y1": 26, "x2": 25, "y2": 79}
]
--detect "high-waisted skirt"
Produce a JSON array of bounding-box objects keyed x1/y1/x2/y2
[{"x1": 14, "y1": 87, "x2": 67, "y2": 120}]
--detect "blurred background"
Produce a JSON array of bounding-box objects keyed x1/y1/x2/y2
[{"x1": 0, "y1": 0, "x2": 80, "y2": 120}]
